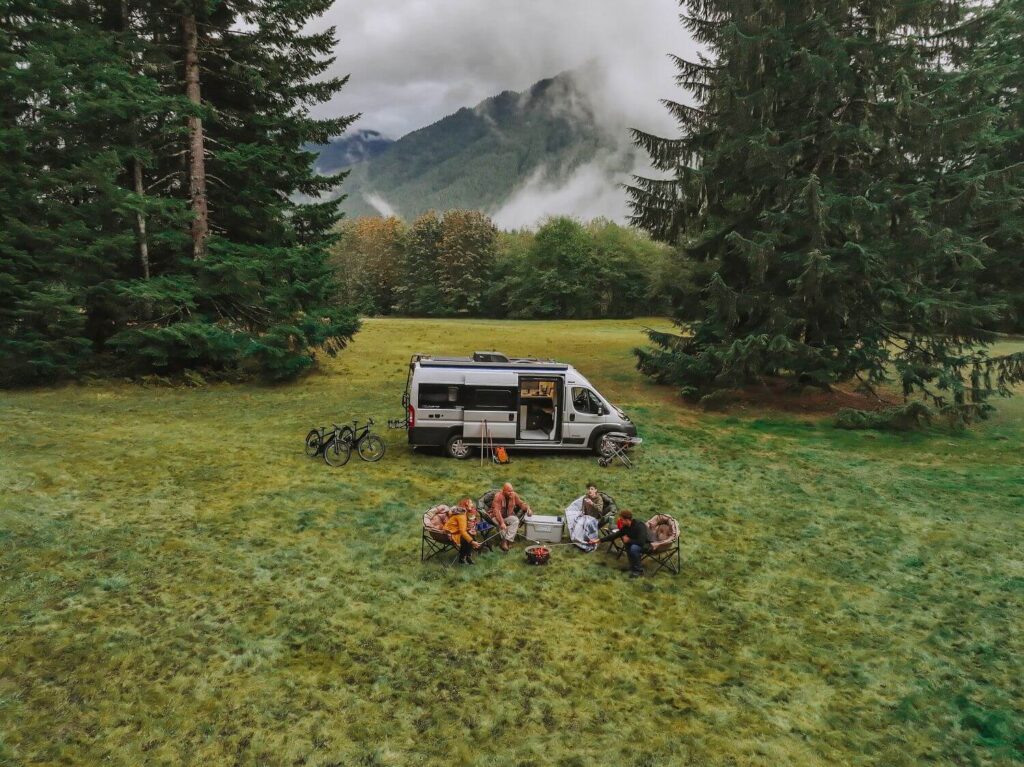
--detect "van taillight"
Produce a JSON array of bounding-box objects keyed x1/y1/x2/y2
[{"x1": 407, "y1": 404, "x2": 415, "y2": 429}]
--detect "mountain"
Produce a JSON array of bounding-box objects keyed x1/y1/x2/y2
[
  {"x1": 307, "y1": 129, "x2": 395, "y2": 175},
  {"x1": 325, "y1": 71, "x2": 625, "y2": 221}
]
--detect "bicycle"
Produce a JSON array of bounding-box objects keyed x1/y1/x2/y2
[
  {"x1": 304, "y1": 423, "x2": 354, "y2": 459},
  {"x1": 322, "y1": 419, "x2": 385, "y2": 466}
]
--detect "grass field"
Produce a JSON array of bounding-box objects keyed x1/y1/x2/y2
[{"x1": 2, "y1": 318, "x2": 1023, "y2": 767}]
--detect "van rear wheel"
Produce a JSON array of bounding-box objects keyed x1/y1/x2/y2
[{"x1": 445, "y1": 434, "x2": 472, "y2": 460}]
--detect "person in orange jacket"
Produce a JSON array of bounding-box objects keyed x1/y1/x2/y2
[{"x1": 444, "y1": 498, "x2": 482, "y2": 564}]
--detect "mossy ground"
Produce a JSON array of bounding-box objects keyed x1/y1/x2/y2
[{"x1": 1, "y1": 319, "x2": 1022, "y2": 766}]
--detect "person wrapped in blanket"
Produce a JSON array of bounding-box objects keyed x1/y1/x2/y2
[
  {"x1": 444, "y1": 498, "x2": 482, "y2": 565},
  {"x1": 565, "y1": 483, "x2": 602, "y2": 551},
  {"x1": 490, "y1": 482, "x2": 532, "y2": 552}
]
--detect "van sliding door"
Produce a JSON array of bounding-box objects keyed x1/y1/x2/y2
[{"x1": 517, "y1": 377, "x2": 562, "y2": 442}]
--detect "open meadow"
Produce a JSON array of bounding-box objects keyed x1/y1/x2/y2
[{"x1": 1, "y1": 318, "x2": 1022, "y2": 767}]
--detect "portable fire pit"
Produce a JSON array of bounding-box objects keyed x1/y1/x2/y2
[{"x1": 525, "y1": 545, "x2": 551, "y2": 565}]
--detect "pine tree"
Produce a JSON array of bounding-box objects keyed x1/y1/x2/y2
[
  {"x1": 964, "y1": 0, "x2": 1024, "y2": 331},
  {"x1": 395, "y1": 212, "x2": 444, "y2": 315},
  {"x1": 0, "y1": 0, "x2": 160, "y2": 384},
  {"x1": 100, "y1": 0, "x2": 360, "y2": 379},
  {"x1": 2, "y1": 0, "x2": 361, "y2": 383},
  {"x1": 628, "y1": 0, "x2": 1024, "y2": 417},
  {"x1": 436, "y1": 210, "x2": 496, "y2": 314},
  {"x1": 331, "y1": 216, "x2": 405, "y2": 314}
]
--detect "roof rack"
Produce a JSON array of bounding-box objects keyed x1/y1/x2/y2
[{"x1": 411, "y1": 352, "x2": 565, "y2": 369}]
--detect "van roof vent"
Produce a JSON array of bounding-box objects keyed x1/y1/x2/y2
[{"x1": 473, "y1": 351, "x2": 509, "y2": 363}]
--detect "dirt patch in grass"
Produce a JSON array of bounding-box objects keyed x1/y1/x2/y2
[{"x1": 694, "y1": 377, "x2": 897, "y2": 417}]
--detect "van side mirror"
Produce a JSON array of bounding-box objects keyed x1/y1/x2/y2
[{"x1": 598, "y1": 404, "x2": 607, "y2": 416}]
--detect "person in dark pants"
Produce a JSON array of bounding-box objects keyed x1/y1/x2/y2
[
  {"x1": 444, "y1": 498, "x2": 482, "y2": 564},
  {"x1": 589, "y1": 509, "x2": 650, "y2": 577}
]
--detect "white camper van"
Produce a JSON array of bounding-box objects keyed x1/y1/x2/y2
[{"x1": 402, "y1": 352, "x2": 637, "y2": 458}]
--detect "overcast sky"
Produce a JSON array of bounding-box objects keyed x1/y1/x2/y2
[{"x1": 310, "y1": 0, "x2": 692, "y2": 140}]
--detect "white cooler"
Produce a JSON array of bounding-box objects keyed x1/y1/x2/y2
[{"x1": 525, "y1": 514, "x2": 564, "y2": 543}]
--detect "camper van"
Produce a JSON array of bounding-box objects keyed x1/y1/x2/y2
[{"x1": 403, "y1": 352, "x2": 637, "y2": 458}]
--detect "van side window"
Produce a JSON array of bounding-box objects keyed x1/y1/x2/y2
[
  {"x1": 571, "y1": 387, "x2": 602, "y2": 415},
  {"x1": 468, "y1": 387, "x2": 516, "y2": 411},
  {"x1": 419, "y1": 384, "x2": 462, "y2": 408}
]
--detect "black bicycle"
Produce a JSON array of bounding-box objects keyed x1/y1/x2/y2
[
  {"x1": 323, "y1": 419, "x2": 385, "y2": 466},
  {"x1": 304, "y1": 423, "x2": 354, "y2": 459}
]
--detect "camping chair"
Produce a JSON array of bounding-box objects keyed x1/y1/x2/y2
[
  {"x1": 606, "y1": 513, "x2": 680, "y2": 575},
  {"x1": 465, "y1": 504, "x2": 497, "y2": 552},
  {"x1": 477, "y1": 489, "x2": 529, "y2": 544},
  {"x1": 592, "y1": 492, "x2": 619, "y2": 535},
  {"x1": 421, "y1": 506, "x2": 459, "y2": 566}
]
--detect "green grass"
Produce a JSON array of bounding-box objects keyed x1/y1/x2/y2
[{"x1": 1, "y1": 318, "x2": 1022, "y2": 766}]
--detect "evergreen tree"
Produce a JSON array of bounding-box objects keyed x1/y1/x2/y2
[
  {"x1": 436, "y1": 210, "x2": 496, "y2": 314},
  {"x1": 1, "y1": 0, "x2": 360, "y2": 384},
  {"x1": 395, "y1": 211, "x2": 444, "y2": 315},
  {"x1": 964, "y1": 0, "x2": 1024, "y2": 331},
  {"x1": 629, "y1": 0, "x2": 1024, "y2": 417},
  {"x1": 101, "y1": 0, "x2": 360, "y2": 379},
  {"x1": 0, "y1": 0, "x2": 163, "y2": 384},
  {"x1": 330, "y1": 216, "x2": 405, "y2": 314},
  {"x1": 509, "y1": 217, "x2": 595, "y2": 319}
]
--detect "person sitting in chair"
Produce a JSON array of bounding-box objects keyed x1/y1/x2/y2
[
  {"x1": 582, "y1": 483, "x2": 604, "y2": 520},
  {"x1": 490, "y1": 482, "x2": 532, "y2": 552},
  {"x1": 444, "y1": 498, "x2": 482, "y2": 565},
  {"x1": 589, "y1": 509, "x2": 650, "y2": 578}
]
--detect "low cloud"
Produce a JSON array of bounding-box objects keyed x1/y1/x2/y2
[
  {"x1": 363, "y1": 192, "x2": 397, "y2": 217},
  {"x1": 309, "y1": 0, "x2": 698, "y2": 224},
  {"x1": 492, "y1": 149, "x2": 644, "y2": 230},
  {"x1": 312, "y1": 0, "x2": 691, "y2": 141}
]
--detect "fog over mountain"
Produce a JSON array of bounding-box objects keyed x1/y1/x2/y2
[{"x1": 306, "y1": 0, "x2": 693, "y2": 226}]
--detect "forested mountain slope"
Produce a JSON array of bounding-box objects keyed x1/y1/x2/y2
[{"x1": 324, "y1": 71, "x2": 621, "y2": 219}]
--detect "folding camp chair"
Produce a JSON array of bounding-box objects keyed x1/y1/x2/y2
[
  {"x1": 591, "y1": 492, "x2": 619, "y2": 536},
  {"x1": 605, "y1": 513, "x2": 681, "y2": 575},
  {"x1": 420, "y1": 506, "x2": 459, "y2": 566}
]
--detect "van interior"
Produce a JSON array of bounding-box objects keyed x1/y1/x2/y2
[{"x1": 518, "y1": 378, "x2": 560, "y2": 441}]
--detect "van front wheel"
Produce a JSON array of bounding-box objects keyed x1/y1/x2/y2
[
  {"x1": 593, "y1": 432, "x2": 615, "y2": 457},
  {"x1": 445, "y1": 434, "x2": 472, "y2": 460}
]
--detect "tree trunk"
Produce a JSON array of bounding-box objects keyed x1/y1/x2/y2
[
  {"x1": 121, "y1": 0, "x2": 150, "y2": 279},
  {"x1": 182, "y1": 12, "x2": 208, "y2": 260},
  {"x1": 132, "y1": 157, "x2": 150, "y2": 279}
]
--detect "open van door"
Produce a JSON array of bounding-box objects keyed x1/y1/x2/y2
[{"x1": 516, "y1": 377, "x2": 562, "y2": 442}]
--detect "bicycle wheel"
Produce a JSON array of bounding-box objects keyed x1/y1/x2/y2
[
  {"x1": 357, "y1": 434, "x2": 386, "y2": 462},
  {"x1": 304, "y1": 429, "x2": 322, "y2": 457},
  {"x1": 323, "y1": 437, "x2": 352, "y2": 467}
]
